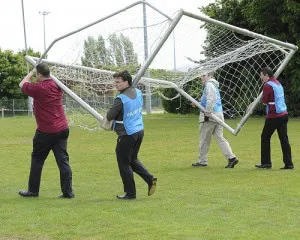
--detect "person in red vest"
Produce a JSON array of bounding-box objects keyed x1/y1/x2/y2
[
  {"x1": 18, "y1": 63, "x2": 74, "y2": 198},
  {"x1": 255, "y1": 67, "x2": 293, "y2": 169}
]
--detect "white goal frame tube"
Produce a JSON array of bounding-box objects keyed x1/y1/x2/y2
[
  {"x1": 182, "y1": 11, "x2": 298, "y2": 51},
  {"x1": 29, "y1": 56, "x2": 169, "y2": 87},
  {"x1": 144, "y1": 78, "x2": 235, "y2": 134},
  {"x1": 37, "y1": 1, "x2": 172, "y2": 61},
  {"x1": 30, "y1": 57, "x2": 118, "y2": 76},
  {"x1": 25, "y1": 55, "x2": 104, "y2": 121},
  {"x1": 133, "y1": 10, "x2": 184, "y2": 86},
  {"x1": 234, "y1": 48, "x2": 298, "y2": 135}
]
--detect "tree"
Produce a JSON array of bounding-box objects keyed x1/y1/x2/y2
[
  {"x1": 81, "y1": 35, "x2": 112, "y2": 68},
  {"x1": 81, "y1": 33, "x2": 138, "y2": 70},
  {"x1": 201, "y1": 0, "x2": 300, "y2": 116},
  {"x1": 108, "y1": 33, "x2": 124, "y2": 66},
  {"x1": 0, "y1": 48, "x2": 40, "y2": 100},
  {"x1": 119, "y1": 33, "x2": 138, "y2": 65}
]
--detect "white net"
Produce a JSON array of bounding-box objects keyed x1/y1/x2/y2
[
  {"x1": 175, "y1": 23, "x2": 290, "y2": 118},
  {"x1": 133, "y1": 12, "x2": 295, "y2": 132},
  {"x1": 28, "y1": 4, "x2": 296, "y2": 133},
  {"x1": 27, "y1": 57, "x2": 158, "y2": 130}
]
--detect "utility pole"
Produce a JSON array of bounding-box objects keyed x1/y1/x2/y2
[
  {"x1": 39, "y1": 11, "x2": 50, "y2": 52},
  {"x1": 140, "y1": 1, "x2": 177, "y2": 113},
  {"x1": 21, "y1": 0, "x2": 33, "y2": 115},
  {"x1": 143, "y1": 0, "x2": 151, "y2": 114}
]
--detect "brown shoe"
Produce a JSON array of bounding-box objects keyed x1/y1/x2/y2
[{"x1": 148, "y1": 177, "x2": 157, "y2": 196}]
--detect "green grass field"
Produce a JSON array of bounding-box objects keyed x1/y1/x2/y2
[{"x1": 1, "y1": 114, "x2": 300, "y2": 240}]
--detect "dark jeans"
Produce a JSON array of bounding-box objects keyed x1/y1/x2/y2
[
  {"x1": 28, "y1": 128, "x2": 73, "y2": 194},
  {"x1": 116, "y1": 130, "x2": 153, "y2": 197},
  {"x1": 261, "y1": 115, "x2": 293, "y2": 166}
]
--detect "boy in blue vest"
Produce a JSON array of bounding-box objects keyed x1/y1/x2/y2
[
  {"x1": 255, "y1": 67, "x2": 293, "y2": 169},
  {"x1": 106, "y1": 70, "x2": 157, "y2": 199},
  {"x1": 191, "y1": 72, "x2": 238, "y2": 168}
]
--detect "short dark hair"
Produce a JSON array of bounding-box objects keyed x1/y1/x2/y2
[
  {"x1": 36, "y1": 63, "x2": 50, "y2": 77},
  {"x1": 113, "y1": 70, "x2": 132, "y2": 86},
  {"x1": 261, "y1": 67, "x2": 274, "y2": 77}
]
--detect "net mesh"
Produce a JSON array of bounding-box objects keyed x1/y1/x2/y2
[{"x1": 178, "y1": 24, "x2": 288, "y2": 117}]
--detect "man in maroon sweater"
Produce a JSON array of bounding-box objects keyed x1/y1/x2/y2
[
  {"x1": 18, "y1": 63, "x2": 74, "y2": 198},
  {"x1": 255, "y1": 67, "x2": 293, "y2": 170}
]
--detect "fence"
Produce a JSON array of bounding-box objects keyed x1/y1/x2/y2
[
  {"x1": 0, "y1": 95, "x2": 164, "y2": 119},
  {"x1": 0, "y1": 99, "x2": 31, "y2": 118}
]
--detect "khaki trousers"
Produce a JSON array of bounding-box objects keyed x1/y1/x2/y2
[{"x1": 198, "y1": 121, "x2": 235, "y2": 165}]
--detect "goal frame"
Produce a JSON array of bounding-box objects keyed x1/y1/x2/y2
[{"x1": 26, "y1": 1, "x2": 298, "y2": 135}]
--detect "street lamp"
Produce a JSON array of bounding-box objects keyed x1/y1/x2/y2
[{"x1": 39, "y1": 11, "x2": 50, "y2": 52}]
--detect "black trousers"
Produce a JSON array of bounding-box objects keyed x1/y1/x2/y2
[
  {"x1": 261, "y1": 115, "x2": 293, "y2": 166},
  {"x1": 116, "y1": 130, "x2": 153, "y2": 197},
  {"x1": 28, "y1": 128, "x2": 73, "y2": 194}
]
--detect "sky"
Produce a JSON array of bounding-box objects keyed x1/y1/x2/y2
[{"x1": 1, "y1": 0, "x2": 216, "y2": 70}]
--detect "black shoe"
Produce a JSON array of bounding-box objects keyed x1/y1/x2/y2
[
  {"x1": 255, "y1": 164, "x2": 272, "y2": 169},
  {"x1": 148, "y1": 177, "x2": 157, "y2": 196},
  {"x1": 192, "y1": 162, "x2": 207, "y2": 167},
  {"x1": 116, "y1": 194, "x2": 136, "y2": 200},
  {"x1": 59, "y1": 192, "x2": 75, "y2": 199},
  {"x1": 225, "y1": 158, "x2": 239, "y2": 168},
  {"x1": 280, "y1": 165, "x2": 294, "y2": 170},
  {"x1": 18, "y1": 190, "x2": 39, "y2": 197}
]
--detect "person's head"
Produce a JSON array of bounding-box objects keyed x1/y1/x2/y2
[
  {"x1": 36, "y1": 63, "x2": 50, "y2": 81},
  {"x1": 113, "y1": 70, "x2": 132, "y2": 91},
  {"x1": 260, "y1": 67, "x2": 274, "y2": 83},
  {"x1": 200, "y1": 71, "x2": 213, "y2": 84}
]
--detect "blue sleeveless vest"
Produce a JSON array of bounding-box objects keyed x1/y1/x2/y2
[
  {"x1": 115, "y1": 88, "x2": 144, "y2": 135},
  {"x1": 200, "y1": 84, "x2": 223, "y2": 112},
  {"x1": 265, "y1": 81, "x2": 287, "y2": 114}
]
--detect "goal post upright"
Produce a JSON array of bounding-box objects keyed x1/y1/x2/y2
[
  {"x1": 133, "y1": 10, "x2": 184, "y2": 86},
  {"x1": 38, "y1": 1, "x2": 147, "y2": 61},
  {"x1": 25, "y1": 55, "x2": 104, "y2": 122}
]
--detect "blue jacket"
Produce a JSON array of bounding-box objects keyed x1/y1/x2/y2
[
  {"x1": 265, "y1": 81, "x2": 287, "y2": 114},
  {"x1": 115, "y1": 88, "x2": 144, "y2": 135}
]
